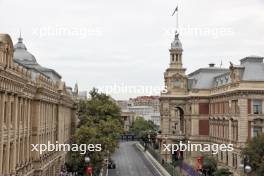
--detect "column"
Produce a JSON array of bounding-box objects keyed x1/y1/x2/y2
[
  {"x1": 22, "y1": 98, "x2": 25, "y2": 165},
  {"x1": 11, "y1": 96, "x2": 18, "y2": 173},
  {"x1": 17, "y1": 98, "x2": 21, "y2": 166},
  {"x1": 27, "y1": 99, "x2": 31, "y2": 162},
  {"x1": 238, "y1": 98, "x2": 249, "y2": 143},
  {"x1": 0, "y1": 93, "x2": 4, "y2": 173},
  {"x1": 6, "y1": 95, "x2": 11, "y2": 173}
]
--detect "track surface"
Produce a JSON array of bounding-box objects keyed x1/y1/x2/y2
[{"x1": 108, "y1": 141, "x2": 161, "y2": 176}]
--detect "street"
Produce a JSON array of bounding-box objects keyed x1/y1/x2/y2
[{"x1": 108, "y1": 141, "x2": 162, "y2": 176}]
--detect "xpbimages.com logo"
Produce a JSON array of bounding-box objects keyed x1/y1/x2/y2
[
  {"x1": 163, "y1": 141, "x2": 234, "y2": 154},
  {"x1": 31, "y1": 141, "x2": 102, "y2": 154}
]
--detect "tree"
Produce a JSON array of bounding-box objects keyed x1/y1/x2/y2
[
  {"x1": 242, "y1": 133, "x2": 264, "y2": 175},
  {"x1": 129, "y1": 117, "x2": 158, "y2": 139},
  {"x1": 78, "y1": 88, "x2": 121, "y2": 126},
  {"x1": 202, "y1": 155, "x2": 217, "y2": 175},
  {"x1": 67, "y1": 88, "x2": 123, "y2": 173},
  {"x1": 213, "y1": 168, "x2": 232, "y2": 176},
  {"x1": 201, "y1": 155, "x2": 232, "y2": 176}
]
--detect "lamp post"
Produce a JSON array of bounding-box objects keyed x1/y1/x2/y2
[
  {"x1": 85, "y1": 156, "x2": 91, "y2": 163},
  {"x1": 85, "y1": 155, "x2": 92, "y2": 176},
  {"x1": 239, "y1": 155, "x2": 252, "y2": 175}
]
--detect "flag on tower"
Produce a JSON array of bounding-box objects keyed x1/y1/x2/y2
[{"x1": 172, "y1": 6, "x2": 178, "y2": 16}]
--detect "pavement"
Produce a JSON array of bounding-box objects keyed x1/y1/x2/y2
[{"x1": 108, "y1": 141, "x2": 163, "y2": 176}]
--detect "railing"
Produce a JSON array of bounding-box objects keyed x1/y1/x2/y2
[
  {"x1": 140, "y1": 141, "x2": 180, "y2": 176},
  {"x1": 141, "y1": 141, "x2": 201, "y2": 176}
]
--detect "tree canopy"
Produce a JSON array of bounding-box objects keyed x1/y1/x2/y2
[
  {"x1": 129, "y1": 117, "x2": 158, "y2": 139},
  {"x1": 242, "y1": 133, "x2": 264, "y2": 175},
  {"x1": 201, "y1": 155, "x2": 232, "y2": 176},
  {"x1": 67, "y1": 88, "x2": 123, "y2": 173}
]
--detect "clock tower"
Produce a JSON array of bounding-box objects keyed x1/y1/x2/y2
[{"x1": 164, "y1": 32, "x2": 187, "y2": 94}]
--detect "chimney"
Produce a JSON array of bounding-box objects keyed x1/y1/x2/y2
[{"x1": 209, "y1": 63, "x2": 215, "y2": 67}]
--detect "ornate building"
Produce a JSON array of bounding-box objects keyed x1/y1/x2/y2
[
  {"x1": 0, "y1": 33, "x2": 78, "y2": 176},
  {"x1": 159, "y1": 31, "x2": 264, "y2": 175}
]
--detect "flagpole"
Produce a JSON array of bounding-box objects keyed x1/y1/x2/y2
[
  {"x1": 172, "y1": 5, "x2": 179, "y2": 33},
  {"x1": 176, "y1": 6, "x2": 179, "y2": 33}
]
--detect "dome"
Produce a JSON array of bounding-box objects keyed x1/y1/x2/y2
[
  {"x1": 14, "y1": 37, "x2": 37, "y2": 63},
  {"x1": 171, "y1": 33, "x2": 182, "y2": 49}
]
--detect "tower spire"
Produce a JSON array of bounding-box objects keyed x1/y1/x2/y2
[
  {"x1": 18, "y1": 29, "x2": 23, "y2": 43},
  {"x1": 170, "y1": 5, "x2": 183, "y2": 69}
]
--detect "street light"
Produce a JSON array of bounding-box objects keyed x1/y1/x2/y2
[
  {"x1": 239, "y1": 155, "x2": 252, "y2": 175},
  {"x1": 244, "y1": 165, "x2": 252, "y2": 173},
  {"x1": 84, "y1": 155, "x2": 93, "y2": 176},
  {"x1": 85, "y1": 156, "x2": 91, "y2": 163}
]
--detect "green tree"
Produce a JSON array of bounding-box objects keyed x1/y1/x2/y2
[
  {"x1": 213, "y1": 168, "x2": 232, "y2": 176},
  {"x1": 68, "y1": 88, "x2": 123, "y2": 173},
  {"x1": 129, "y1": 117, "x2": 158, "y2": 139},
  {"x1": 242, "y1": 133, "x2": 264, "y2": 175},
  {"x1": 201, "y1": 155, "x2": 232, "y2": 176},
  {"x1": 202, "y1": 155, "x2": 217, "y2": 175},
  {"x1": 78, "y1": 88, "x2": 121, "y2": 126}
]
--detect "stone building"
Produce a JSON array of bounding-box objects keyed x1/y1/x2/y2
[
  {"x1": 128, "y1": 96, "x2": 161, "y2": 126},
  {"x1": 116, "y1": 101, "x2": 136, "y2": 132},
  {"x1": 0, "y1": 34, "x2": 78, "y2": 176},
  {"x1": 159, "y1": 31, "x2": 264, "y2": 175},
  {"x1": 129, "y1": 96, "x2": 160, "y2": 113}
]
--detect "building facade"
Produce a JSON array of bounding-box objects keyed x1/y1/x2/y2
[
  {"x1": 0, "y1": 34, "x2": 78, "y2": 176},
  {"x1": 129, "y1": 96, "x2": 160, "y2": 113},
  {"x1": 128, "y1": 96, "x2": 161, "y2": 126},
  {"x1": 159, "y1": 31, "x2": 264, "y2": 175}
]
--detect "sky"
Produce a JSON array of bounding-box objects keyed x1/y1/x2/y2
[{"x1": 0, "y1": 0, "x2": 264, "y2": 99}]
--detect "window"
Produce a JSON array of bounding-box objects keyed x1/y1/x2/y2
[
  {"x1": 226, "y1": 151, "x2": 229, "y2": 164},
  {"x1": 232, "y1": 121, "x2": 238, "y2": 141},
  {"x1": 173, "y1": 79, "x2": 181, "y2": 87},
  {"x1": 4, "y1": 102, "x2": 7, "y2": 124},
  {"x1": 11, "y1": 102, "x2": 14, "y2": 124},
  {"x1": 232, "y1": 153, "x2": 237, "y2": 168},
  {"x1": 253, "y1": 127, "x2": 262, "y2": 137},
  {"x1": 231, "y1": 100, "x2": 239, "y2": 114},
  {"x1": 253, "y1": 100, "x2": 262, "y2": 114}
]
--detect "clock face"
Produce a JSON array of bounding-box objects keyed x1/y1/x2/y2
[{"x1": 173, "y1": 79, "x2": 181, "y2": 87}]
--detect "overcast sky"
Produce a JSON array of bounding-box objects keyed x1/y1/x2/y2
[{"x1": 0, "y1": 0, "x2": 264, "y2": 99}]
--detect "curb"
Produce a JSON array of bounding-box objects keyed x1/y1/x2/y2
[{"x1": 136, "y1": 143, "x2": 171, "y2": 176}]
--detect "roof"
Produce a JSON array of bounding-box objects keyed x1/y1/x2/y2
[
  {"x1": 188, "y1": 56, "x2": 264, "y2": 89},
  {"x1": 13, "y1": 36, "x2": 62, "y2": 81},
  {"x1": 188, "y1": 66, "x2": 229, "y2": 89},
  {"x1": 240, "y1": 56, "x2": 264, "y2": 81},
  {"x1": 171, "y1": 33, "x2": 182, "y2": 50}
]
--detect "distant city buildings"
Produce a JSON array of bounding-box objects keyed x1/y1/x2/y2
[
  {"x1": 129, "y1": 96, "x2": 160, "y2": 113},
  {"x1": 128, "y1": 105, "x2": 154, "y2": 121},
  {"x1": 78, "y1": 91, "x2": 88, "y2": 100},
  {"x1": 129, "y1": 96, "x2": 161, "y2": 126},
  {"x1": 117, "y1": 96, "x2": 161, "y2": 128}
]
